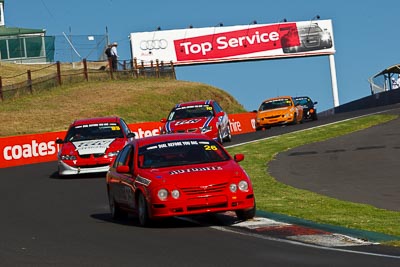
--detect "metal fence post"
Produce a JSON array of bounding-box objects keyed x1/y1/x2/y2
[
  {"x1": 83, "y1": 58, "x2": 88, "y2": 81},
  {"x1": 170, "y1": 61, "x2": 176, "y2": 79},
  {"x1": 141, "y1": 61, "x2": 145, "y2": 78},
  {"x1": 0, "y1": 77, "x2": 3, "y2": 101},
  {"x1": 56, "y1": 61, "x2": 62, "y2": 86},
  {"x1": 27, "y1": 70, "x2": 33, "y2": 94},
  {"x1": 133, "y1": 58, "x2": 139, "y2": 78},
  {"x1": 156, "y1": 59, "x2": 160, "y2": 78},
  {"x1": 108, "y1": 58, "x2": 114, "y2": 80}
]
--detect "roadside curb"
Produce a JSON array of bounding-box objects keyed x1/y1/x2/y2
[{"x1": 257, "y1": 210, "x2": 400, "y2": 243}]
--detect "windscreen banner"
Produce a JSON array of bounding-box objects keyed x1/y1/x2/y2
[
  {"x1": 130, "y1": 19, "x2": 335, "y2": 65},
  {"x1": 0, "y1": 113, "x2": 256, "y2": 168}
]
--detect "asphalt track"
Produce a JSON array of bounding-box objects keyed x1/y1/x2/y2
[
  {"x1": 269, "y1": 106, "x2": 400, "y2": 211},
  {"x1": 1, "y1": 105, "x2": 400, "y2": 266}
]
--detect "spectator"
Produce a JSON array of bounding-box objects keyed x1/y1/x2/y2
[
  {"x1": 104, "y1": 44, "x2": 112, "y2": 69},
  {"x1": 105, "y1": 44, "x2": 112, "y2": 60},
  {"x1": 111, "y1": 42, "x2": 119, "y2": 71}
]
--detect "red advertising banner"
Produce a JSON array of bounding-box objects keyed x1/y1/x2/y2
[
  {"x1": 174, "y1": 24, "x2": 296, "y2": 61},
  {"x1": 0, "y1": 113, "x2": 256, "y2": 168},
  {"x1": 130, "y1": 20, "x2": 335, "y2": 65}
]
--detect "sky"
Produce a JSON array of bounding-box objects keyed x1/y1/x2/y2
[{"x1": 4, "y1": 0, "x2": 400, "y2": 112}]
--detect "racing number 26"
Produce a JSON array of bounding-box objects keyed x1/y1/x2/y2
[{"x1": 204, "y1": 145, "x2": 218, "y2": 151}]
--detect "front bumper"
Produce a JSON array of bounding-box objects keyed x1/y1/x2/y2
[
  {"x1": 147, "y1": 193, "x2": 255, "y2": 219},
  {"x1": 58, "y1": 160, "x2": 111, "y2": 176},
  {"x1": 257, "y1": 115, "x2": 294, "y2": 127}
]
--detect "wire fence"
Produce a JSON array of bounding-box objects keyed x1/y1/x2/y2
[{"x1": 0, "y1": 58, "x2": 176, "y2": 101}]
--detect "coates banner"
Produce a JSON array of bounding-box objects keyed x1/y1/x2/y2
[
  {"x1": 130, "y1": 20, "x2": 335, "y2": 65},
  {"x1": 0, "y1": 113, "x2": 256, "y2": 168}
]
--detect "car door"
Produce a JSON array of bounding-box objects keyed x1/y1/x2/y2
[{"x1": 108, "y1": 144, "x2": 135, "y2": 208}]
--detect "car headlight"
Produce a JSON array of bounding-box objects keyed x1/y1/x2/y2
[
  {"x1": 60, "y1": 155, "x2": 76, "y2": 160},
  {"x1": 201, "y1": 126, "x2": 212, "y2": 133},
  {"x1": 238, "y1": 181, "x2": 249, "y2": 192},
  {"x1": 171, "y1": 189, "x2": 180, "y2": 199},
  {"x1": 157, "y1": 189, "x2": 168, "y2": 201},
  {"x1": 230, "y1": 183, "x2": 237, "y2": 193},
  {"x1": 107, "y1": 151, "x2": 119, "y2": 157},
  {"x1": 284, "y1": 113, "x2": 291, "y2": 118}
]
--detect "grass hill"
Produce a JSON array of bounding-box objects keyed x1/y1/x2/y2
[{"x1": 0, "y1": 73, "x2": 247, "y2": 137}]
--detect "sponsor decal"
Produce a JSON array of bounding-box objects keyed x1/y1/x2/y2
[
  {"x1": 135, "y1": 175, "x2": 151, "y2": 186},
  {"x1": 140, "y1": 39, "x2": 168, "y2": 50},
  {"x1": 72, "y1": 139, "x2": 114, "y2": 155},
  {"x1": 174, "y1": 24, "x2": 296, "y2": 61},
  {"x1": 3, "y1": 140, "x2": 56, "y2": 161},
  {"x1": 175, "y1": 119, "x2": 202, "y2": 125},
  {"x1": 149, "y1": 140, "x2": 200, "y2": 150},
  {"x1": 169, "y1": 166, "x2": 223, "y2": 175}
]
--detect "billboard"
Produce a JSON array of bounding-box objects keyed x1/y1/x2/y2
[{"x1": 130, "y1": 20, "x2": 335, "y2": 65}]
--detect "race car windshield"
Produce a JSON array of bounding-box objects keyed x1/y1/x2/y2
[
  {"x1": 260, "y1": 99, "x2": 291, "y2": 110},
  {"x1": 294, "y1": 98, "x2": 312, "y2": 107},
  {"x1": 138, "y1": 139, "x2": 230, "y2": 168},
  {"x1": 65, "y1": 123, "x2": 124, "y2": 141},
  {"x1": 168, "y1": 105, "x2": 214, "y2": 120}
]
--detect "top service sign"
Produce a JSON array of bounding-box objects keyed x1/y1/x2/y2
[{"x1": 130, "y1": 20, "x2": 335, "y2": 66}]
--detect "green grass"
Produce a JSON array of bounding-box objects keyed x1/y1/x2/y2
[{"x1": 227, "y1": 114, "x2": 400, "y2": 246}]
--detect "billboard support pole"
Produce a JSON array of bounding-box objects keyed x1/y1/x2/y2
[{"x1": 329, "y1": 54, "x2": 340, "y2": 107}]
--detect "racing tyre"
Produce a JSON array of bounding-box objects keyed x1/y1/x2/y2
[
  {"x1": 223, "y1": 126, "x2": 232, "y2": 142},
  {"x1": 235, "y1": 201, "x2": 256, "y2": 221},
  {"x1": 108, "y1": 191, "x2": 127, "y2": 219},
  {"x1": 138, "y1": 192, "x2": 150, "y2": 227},
  {"x1": 217, "y1": 128, "x2": 223, "y2": 144},
  {"x1": 312, "y1": 113, "x2": 318, "y2": 121},
  {"x1": 292, "y1": 113, "x2": 298, "y2": 125}
]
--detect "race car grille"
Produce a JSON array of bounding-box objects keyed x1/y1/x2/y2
[
  {"x1": 77, "y1": 164, "x2": 109, "y2": 168},
  {"x1": 264, "y1": 115, "x2": 282, "y2": 119},
  {"x1": 180, "y1": 182, "x2": 228, "y2": 196},
  {"x1": 79, "y1": 153, "x2": 105, "y2": 158}
]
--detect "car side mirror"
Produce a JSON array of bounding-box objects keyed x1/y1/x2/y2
[
  {"x1": 314, "y1": 101, "x2": 318, "y2": 105},
  {"x1": 252, "y1": 110, "x2": 258, "y2": 113},
  {"x1": 234, "y1": 154, "x2": 245, "y2": 162},
  {"x1": 127, "y1": 132, "x2": 135, "y2": 138},
  {"x1": 116, "y1": 165, "x2": 130, "y2": 173},
  {"x1": 160, "y1": 118, "x2": 167, "y2": 123},
  {"x1": 55, "y1": 139, "x2": 64, "y2": 144},
  {"x1": 216, "y1": 111, "x2": 225, "y2": 117}
]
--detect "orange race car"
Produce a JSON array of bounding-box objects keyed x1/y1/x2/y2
[{"x1": 255, "y1": 96, "x2": 304, "y2": 130}]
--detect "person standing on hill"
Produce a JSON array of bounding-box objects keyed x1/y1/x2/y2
[
  {"x1": 104, "y1": 44, "x2": 113, "y2": 68},
  {"x1": 110, "y1": 42, "x2": 119, "y2": 71}
]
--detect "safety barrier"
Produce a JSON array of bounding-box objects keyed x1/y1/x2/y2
[{"x1": 0, "y1": 113, "x2": 256, "y2": 168}]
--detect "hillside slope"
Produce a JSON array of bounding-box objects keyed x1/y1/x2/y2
[{"x1": 0, "y1": 78, "x2": 247, "y2": 137}]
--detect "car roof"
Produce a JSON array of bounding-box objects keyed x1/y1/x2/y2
[
  {"x1": 174, "y1": 100, "x2": 214, "y2": 108},
  {"x1": 71, "y1": 116, "x2": 121, "y2": 126},
  {"x1": 134, "y1": 133, "x2": 213, "y2": 147},
  {"x1": 262, "y1": 96, "x2": 293, "y2": 102},
  {"x1": 293, "y1": 96, "x2": 310, "y2": 99}
]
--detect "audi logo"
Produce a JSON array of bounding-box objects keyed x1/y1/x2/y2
[{"x1": 140, "y1": 39, "x2": 168, "y2": 50}]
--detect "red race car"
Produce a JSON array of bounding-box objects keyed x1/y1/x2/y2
[
  {"x1": 160, "y1": 100, "x2": 232, "y2": 143},
  {"x1": 56, "y1": 117, "x2": 135, "y2": 176},
  {"x1": 106, "y1": 133, "x2": 256, "y2": 226}
]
